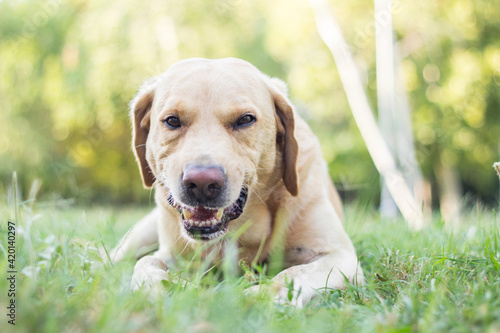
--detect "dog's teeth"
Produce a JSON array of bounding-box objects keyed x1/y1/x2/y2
[
  {"x1": 201, "y1": 220, "x2": 206, "y2": 227},
  {"x1": 193, "y1": 220, "x2": 199, "y2": 226},
  {"x1": 183, "y1": 209, "x2": 193, "y2": 220},
  {"x1": 211, "y1": 217, "x2": 216, "y2": 225},
  {"x1": 216, "y1": 209, "x2": 224, "y2": 220}
]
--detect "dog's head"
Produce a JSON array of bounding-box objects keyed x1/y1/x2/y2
[{"x1": 130, "y1": 58, "x2": 298, "y2": 241}]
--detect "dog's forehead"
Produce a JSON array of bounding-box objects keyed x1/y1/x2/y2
[
  {"x1": 155, "y1": 58, "x2": 269, "y2": 103},
  {"x1": 167, "y1": 57, "x2": 260, "y2": 76}
]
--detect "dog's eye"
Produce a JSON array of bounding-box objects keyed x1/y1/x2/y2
[
  {"x1": 163, "y1": 116, "x2": 181, "y2": 129},
  {"x1": 235, "y1": 114, "x2": 256, "y2": 128}
]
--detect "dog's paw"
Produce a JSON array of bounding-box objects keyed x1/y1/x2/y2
[
  {"x1": 272, "y1": 279, "x2": 314, "y2": 308},
  {"x1": 272, "y1": 269, "x2": 365, "y2": 308},
  {"x1": 243, "y1": 284, "x2": 261, "y2": 297},
  {"x1": 244, "y1": 280, "x2": 313, "y2": 308},
  {"x1": 130, "y1": 256, "x2": 169, "y2": 292}
]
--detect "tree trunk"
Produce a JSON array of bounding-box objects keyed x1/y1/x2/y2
[
  {"x1": 435, "y1": 164, "x2": 462, "y2": 227},
  {"x1": 375, "y1": 0, "x2": 425, "y2": 220},
  {"x1": 310, "y1": 0, "x2": 424, "y2": 229}
]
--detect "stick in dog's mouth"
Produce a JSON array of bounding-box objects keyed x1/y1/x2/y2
[{"x1": 167, "y1": 187, "x2": 248, "y2": 240}]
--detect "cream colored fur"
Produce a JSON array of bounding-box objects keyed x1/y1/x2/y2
[{"x1": 110, "y1": 58, "x2": 363, "y2": 307}]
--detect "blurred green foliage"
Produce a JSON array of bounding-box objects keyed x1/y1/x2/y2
[{"x1": 0, "y1": 0, "x2": 499, "y2": 205}]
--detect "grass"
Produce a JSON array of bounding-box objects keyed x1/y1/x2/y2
[{"x1": 1, "y1": 194, "x2": 499, "y2": 332}]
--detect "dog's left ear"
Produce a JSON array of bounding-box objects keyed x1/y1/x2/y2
[{"x1": 268, "y1": 77, "x2": 299, "y2": 196}]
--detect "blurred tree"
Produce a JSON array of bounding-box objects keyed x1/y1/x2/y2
[{"x1": 0, "y1": 0, "x2": 498, "y2": 207}]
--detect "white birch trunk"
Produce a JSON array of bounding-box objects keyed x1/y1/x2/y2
[
  {"x1": 309, "y1": 0, "x2": 424, "y2": 229},
  {"x1": 375, "y1": 0, "x2": 425, "y2": 219},
  {"x1": 375, "y1": 0, "x2": 399, "y2": 217}
]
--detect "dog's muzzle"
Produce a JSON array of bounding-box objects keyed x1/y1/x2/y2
[{"x1": 167, "y1": 186, "x2": 248, "y2": 241}]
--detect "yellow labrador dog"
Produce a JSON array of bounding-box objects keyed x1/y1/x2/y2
[{"x1": 111, "y1": 58, "x2": 363, "y2": 307}]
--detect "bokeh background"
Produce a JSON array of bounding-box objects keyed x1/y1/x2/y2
[{"x1": 1, "y1": 0, "x2": 499, "y2": 209}]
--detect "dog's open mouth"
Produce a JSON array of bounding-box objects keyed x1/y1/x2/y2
[{"x1": 168, "y1": 187, "x2": 248, "y2": 241}]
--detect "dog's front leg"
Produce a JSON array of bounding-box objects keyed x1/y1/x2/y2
[
  {"x1": 109, "y1": 208, "x2": 160, "y2": 263},
  {"x1": 130, "y1": 254, "x2": 169, "y2": 292},
  {"x1": 130, "y1": 207, "x2": 188, "y2": 292},
  {"x1": 268, "y1": 250, "x2": 363, "y2": 308}
]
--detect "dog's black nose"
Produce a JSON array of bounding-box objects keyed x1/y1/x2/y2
[{"x1": 182, "y1": 166, "x2": 225, "y2": 202}]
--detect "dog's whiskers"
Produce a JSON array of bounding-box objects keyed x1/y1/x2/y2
[
  {"x1": 177, "y1": 238, "x2": 192, "y2": 258},
  {"x1": 243, "y1": 181, "x2": 266, "y2": 206}
]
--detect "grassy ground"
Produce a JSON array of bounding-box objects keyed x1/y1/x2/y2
[{"x1": 1, "y1": 198, "x2": 499, "y2": 333}]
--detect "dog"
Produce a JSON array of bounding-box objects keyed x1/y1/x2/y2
[{"x1": 110, "y1": 58, "x2": 363, "y2": 307}]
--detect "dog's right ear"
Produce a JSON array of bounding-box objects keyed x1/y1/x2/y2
[
  {"x1": 267, "y1": 77, "x2": 299, "y2": 197},
  {"x1": 130, "y1": 77, "x2": 159, "y2": 188}
]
